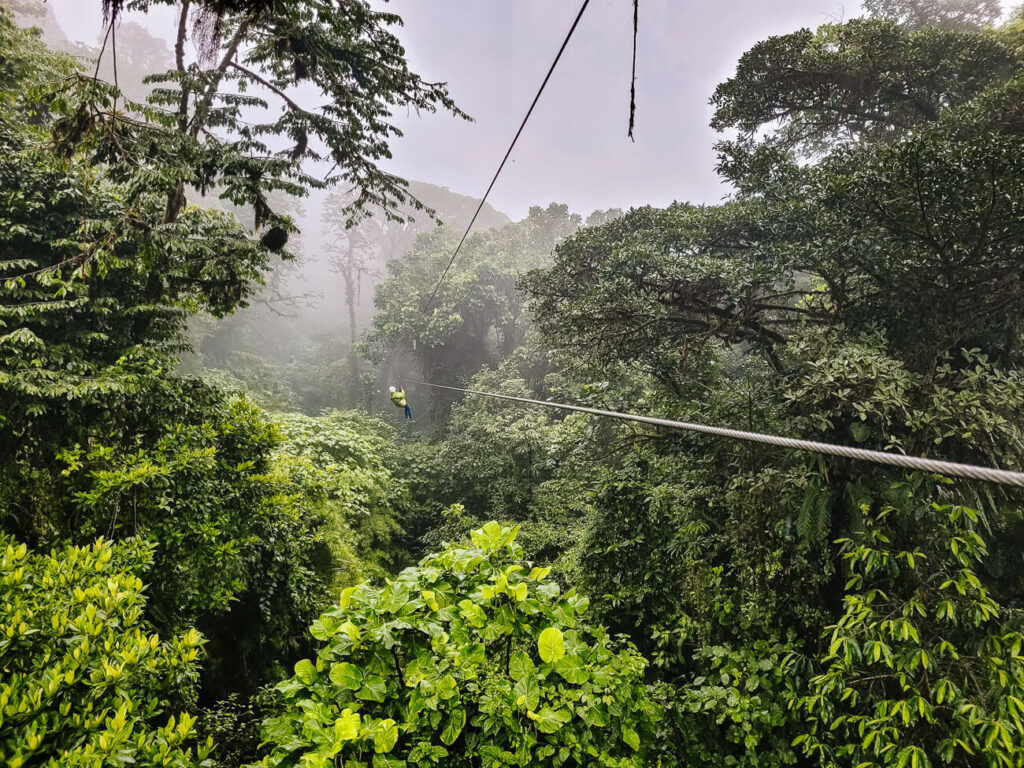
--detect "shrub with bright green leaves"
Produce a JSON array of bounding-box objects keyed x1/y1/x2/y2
[
  {"x1": 661, "y1": 636, "x2": 804, "y2": 767},
  {"x1": 0, "y1": 534, "x2": 210, "y2": 768},
  {"x1": 793, "y1": 504, "x2": 1024, "y2": 767},
  {"x1": 255, "y1": 520, "x2": 662, "y2": 768},
  {"x1": 273, "y1": 409, "x2": 406, "y2": 523}
]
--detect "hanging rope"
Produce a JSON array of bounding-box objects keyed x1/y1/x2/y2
[
  {"x1": 421, "y1": 0, "x2": 593, "y2": 315},
  {"x1": 400, "y1": 377, "x2": 1024, "y2": 487},
  {"x1": 628, "y1": 0, "x2": 638, "y2": 141}
]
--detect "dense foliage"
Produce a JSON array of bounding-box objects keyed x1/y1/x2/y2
[
  {"x1": 514, "y1": 3, "x2": 1024, "y2": 766},
  {"x1": 0, "y1": 536, "x2": 209, "y2": 768},
  {"x1": 0, "y1": 0, "x2": 472, "y2": 759},
  {"x1": 4, "y1": 0, "x2": 1024, "y2": 767},
  {"x1": 257, "y1": 522, "x2": 661, "y2": 768},
  {"x1": 795, "y1": 503, "x2": 1024, "y2": 768},
  {"x1": 367, "y1": 204, "x2": 585, "y2": 421}
]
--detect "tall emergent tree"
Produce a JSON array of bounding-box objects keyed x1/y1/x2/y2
[
  {"x1": 863, "y1": 0, "x2": 1002, "y2": 30},
  {"x1": 517, "y1": 4, "x2": 1024, "y2": 766},
  {"x1": 0, "y1": 0, "x2": 467, "y2": 705}
]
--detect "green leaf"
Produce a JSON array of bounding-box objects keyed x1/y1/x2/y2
[
  {"x1": 330, "y1": 662, "x2": 363, "y2": 690},
  {"x1": 470, "y1": 521, "x2": 504, "y2": 551},
  {"x1": 373, "y1": 719, "x2": 399, "y2": 753},
  {"x1": 513, "y1": 674, "x2": 540, "y2": 712},
  {"x1": 554, "y1": 654, "x2": 589, "y2": 685},
  {"x1": 294, "y1": 659, "x2": 317, "y2": 685},
  {"x1": 622, "y1": 726, "x2": 640, "y2": 752},
  {"x1": 440, "y1": 707, "x2": 466, "y2": 746},
  {"x1": 458, "y1": 599, "x2": 488, "y2": 628},
  {"x1": 538, "y1": 627, "x2": 565, "y2": 663},
  {"x1": 528, "y1": 706, "x2": 571, "y2": 734},
  {"x1": 339, "y1": 620, "x2": 362, "y2": 642},
  {"x1": 421, "y1": 590, "x2": 439, "y2": 611},
  {"x1": 357, "y1": 675, "x2": 386, "y2": 702},
  {"x1": 334, "y1": 709, "x2": 361, "y2": 741},
  {"x1": 509, "y1": 650, "x2": 536, "y2": 681},
  {"x1": 436, "y1": 674, "x2": 458, "y2": 700},
  {"x1": 460, "y1": 642, "x2": 486, "y2": 667},
  {"x1": 340, "y1": 586, "x2": 357, "y2": 610},
  {"x1": 381, "y1": 584, "x2": 410, "y2": 614}
]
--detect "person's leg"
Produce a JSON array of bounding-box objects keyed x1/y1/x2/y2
[{"x1": 405, "y1": 404, "x2": 413, "y2": 420}]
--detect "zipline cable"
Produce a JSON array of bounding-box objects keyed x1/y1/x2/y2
[
  {"x1": 420, "y1": 0, "x2": 592, "y2": 315},
  {"x1": 400, "y1": 377, "x2": 1024, "y2": 487}
]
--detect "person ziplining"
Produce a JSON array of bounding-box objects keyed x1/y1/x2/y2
[{"x1": 389, "y1": 385, "x2": 414, "y2": 422}]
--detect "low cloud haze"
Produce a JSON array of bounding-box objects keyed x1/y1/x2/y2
[{"x1": 41, "y1": 0, "x2": 862, "y2": 218}]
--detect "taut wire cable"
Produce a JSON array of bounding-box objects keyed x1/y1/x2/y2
[
  {"x1": 421, "y1": 0, "x2": 592, "y2": 315},
  {"x1": 400, "y1": 378, "x2": 1024, "y2": 487}
]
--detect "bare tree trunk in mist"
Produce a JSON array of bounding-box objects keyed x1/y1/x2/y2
[{"x1": 342, "y1": 239, "x2": 363, "y2": 390}]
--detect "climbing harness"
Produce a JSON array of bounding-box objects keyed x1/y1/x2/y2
[{"x1": 400, "y1": 378, "x2": 1024, "y2": 487}]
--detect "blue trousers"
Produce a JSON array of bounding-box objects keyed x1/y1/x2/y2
[{"x1": 404, "y1": 404, "x2": 413, "y2": 420}]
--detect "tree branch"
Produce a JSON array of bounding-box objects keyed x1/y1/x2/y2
[
  {"x1": 175, "y1": 0, "x2": 190, "y2": 132},
  {"x1": 228, "y1": 61, "x2": 302, "y2": 112},
  {"x1": 187, "y1": 18, "x2": 251, "y2": 140},
  {"x1": 391, "y1": 648, "x2": 405, "y2": 688}
]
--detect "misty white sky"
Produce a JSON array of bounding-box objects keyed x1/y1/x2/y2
[{"x1": 44, "y1": 0, "x2": 867, "y2": 219}]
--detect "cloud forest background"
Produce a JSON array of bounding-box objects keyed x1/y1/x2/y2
[{"x1": 2, "y1": 1, "x2": 1024, "y2": 767}]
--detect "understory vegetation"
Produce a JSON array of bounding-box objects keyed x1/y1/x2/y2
[{"x1": 2, "y1": 0, "x2": 1024, "y2": 766}]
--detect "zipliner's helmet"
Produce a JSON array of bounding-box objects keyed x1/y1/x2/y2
[{"x1": 389, "y1": 386, "x2": 396, "y2": 393}]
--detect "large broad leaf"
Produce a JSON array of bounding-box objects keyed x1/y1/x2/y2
[
  {"x1": 538, "y1": 627, "x2": 565, "y2": 664},
  {"x1": 334, "y1": 709, "x2": 361, "y2": 741},
  {"x1": 373, "y1": 719, "x2": 399, "y2": 754},
  {"x1": 459, "y1": 642, "x2": 486, "y2": 667},
  {"x1": 470, "y1": 521, "x2": 519, "y2": 552},
  {"x1": 309, "y1": 616, "x2": 338, "y2": 641},
  {"x1": 436, "y1": 674, "x2": 459, "y2": 700},
  {"x1": 329, "y1": 662, "x2": 363, "y2": 690},
  {"x1": 580, "y1": 702, "x2": 609, "y2": 728},
  {"x1": 408, "y1": 691, "x2": 426, "y2": 717},
  {"x1": 340, "y1": 586, "x2": 357, "y2": 610},
  {"x1": 528, "y1": 706, "x2": 572, "y2": 734},
  {"x1": 339, "y1": 620, "x2": 362, "y2": 642},
  {"x1": 554, "y1": 654, "x2": 590, "y2": 685},
  {"x1": 357, "y1": 675, "x2": 387, "y2": 703},
  {"x1": 293, "y1": 659, "x2": 317, "y2": 685},
  {"x1": 373, "y1": 755, "x2": 407, "y2": 768},
  {"x1": 440, "y1": 707, "x2": 466, "y2": 746},
  {"x1": 509, "y1": 650, "x2": 536, "y2": 681},
  {"x1": 529, "y1": 566, "x2": 551, "y2": 581},
  {"x1": 458, "y1": 599, "x2": 488, "y2": 628},
  {"x1": 537, "y1": 582, "x2": 561, "y2": 601},
  {"x1": 470, "y1": 521, "x2": 504, "y2": 551},
  {"x1": 513, "y1": 674, "x2": 540, "y2": 712},
  {"x1": 421, "y1": 590, "x2": 439, "y2": 612},
  {"x1": 622, "y1": 726, "x2": 640, "y2": 752},
  {"x1": 381, "y1": 584, "x2": 410, "y2": 614}
]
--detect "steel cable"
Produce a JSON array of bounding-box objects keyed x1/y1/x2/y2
[
  {"x1": 421, "y1": 0, "x2": 592, "y2": 314},
  {"x1": 399, "y1": 377, "x2": 1024, "y2": 487}
]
